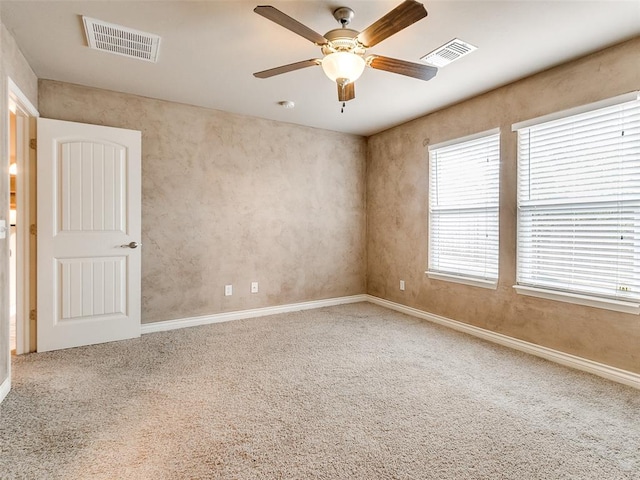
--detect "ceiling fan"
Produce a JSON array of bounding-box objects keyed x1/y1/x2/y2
[{"x1": 253, "y1": 0, "x2": 437, "y2": 108}]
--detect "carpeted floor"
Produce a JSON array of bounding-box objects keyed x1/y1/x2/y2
[{"x1": 1, "y1": 302, "x2": 638, "y2": 479}]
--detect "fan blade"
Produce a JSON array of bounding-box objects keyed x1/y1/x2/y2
[
  {"x1": 254, "y1": 6, "x2": 328, "y2": 45},
  {"x1": 368, "y1": 55, "x2": 437, "y2": 81},
  {"x1": 338, "y1": 82, "x2": 355, "y2": 102},
  {"x1": 356, "y1": 1, "x2": 427, "y2": 48},
  {"x1": 254, "y1": 59, "x2": 321, "y2": 79}
]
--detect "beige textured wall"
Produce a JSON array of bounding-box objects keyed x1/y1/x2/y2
[
  {"x1": 3, "y1": 23, "x2": 636, "y2": 391},
  {"x1": 367, "y1": 38, "x2": 640, "y2": 374},
  {"x1": 0, "y1": 20, "x2": 38, "y2": 391},
  {"x1": 38, "y1": 81, "x2": 367, "y2": 324}
]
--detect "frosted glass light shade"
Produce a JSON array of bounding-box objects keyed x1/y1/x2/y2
[{"x1": 321, "y1": 52, "x2": 365, "y2": 83}]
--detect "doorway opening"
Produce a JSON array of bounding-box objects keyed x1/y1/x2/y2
[{"x1": 7, "y1": 79, "x2": 38, "y2": 355}]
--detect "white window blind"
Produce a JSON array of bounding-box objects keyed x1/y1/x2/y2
[
  {"x1": 428, "y1": 131, "x2": 500, "y2": 283},
  {"x1": 516, "y1": 96, "x2": 640, "y2": 303}
]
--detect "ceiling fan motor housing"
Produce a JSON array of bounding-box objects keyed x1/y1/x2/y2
[{"x1": 321, "y1": 29, "x2": 366, "y2": 55}]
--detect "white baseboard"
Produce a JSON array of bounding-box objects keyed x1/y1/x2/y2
[
  {"x1": 0, "y1": 376, "x2": 10, "y2": 404},
  {"x1": 141, "y1": 294, "x2": 369, "y2": 334},
  {"x1": 366, "y1": 295, "x2": 640, "y2": 390},
  {"x1": 138, "y1": 292, "x2": 639, "y2": 389}
]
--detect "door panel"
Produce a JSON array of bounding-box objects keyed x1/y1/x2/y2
[{"x1": 37, "y1": 118, "x2": 141, "y2": 352}]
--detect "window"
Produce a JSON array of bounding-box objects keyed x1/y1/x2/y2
[
  {"x1": 428, "y1": 129, "x2": 500, "y2": 288},
  {"x1": 514, "y1": 93, "x2": 640, "y2": 313}
]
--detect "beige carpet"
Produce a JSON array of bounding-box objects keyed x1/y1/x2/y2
[{"x1": 1, "y1": 302, "x2": 638, "y2": 479}]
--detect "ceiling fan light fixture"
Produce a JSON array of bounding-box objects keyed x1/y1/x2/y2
[
  {"x1": 253, "y1": 2, "x2": 434, "y2": 104},
  {"x1": 321, "y1": 52, "x2": 365, "y2": 83}
]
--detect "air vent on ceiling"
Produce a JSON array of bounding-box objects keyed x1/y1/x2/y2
[
  {"x1": 421, "y1": 38, "x2": 477, "y2": 68},
  {"x1": 83, "y1": 16, "x2": 161, "y2": 63}
]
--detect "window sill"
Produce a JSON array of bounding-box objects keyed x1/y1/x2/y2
[
  {"x1": 513, "y1": 285, "x2": 640, "y2": 315},
  {"x1": 426, "y1": 271, "x2": 498, "y2": 290}
]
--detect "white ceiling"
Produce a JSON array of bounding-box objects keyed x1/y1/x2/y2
[{"x1": 1, "y1": 1, "x2": 639, "y2": 136}]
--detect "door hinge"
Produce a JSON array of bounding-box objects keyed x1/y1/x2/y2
[
  {"x1": 29, "y1": 138, "x2": 37, "y2": 150},
  {"x1": 30, "y1": 224, "x2": 37, "y2": 235},
  {"x1": 29, "y1": 309, "x2": 37, "y2": 321}
]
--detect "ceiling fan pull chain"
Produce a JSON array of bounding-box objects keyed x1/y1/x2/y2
[{"x1": 341, "y1": 101, "x2": 346, "y2": 113}]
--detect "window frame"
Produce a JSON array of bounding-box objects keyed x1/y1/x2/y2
[
  {"x1": 427, "y1": 128, "x2": 501, "y2": 289},
  {"x1": 512, "y1": 91, "x2": 640, "y2": 314}
]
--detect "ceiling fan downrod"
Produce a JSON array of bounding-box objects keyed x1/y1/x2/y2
[{"x1": 333, "y1": 7, "x2": 355, "y2": 27}]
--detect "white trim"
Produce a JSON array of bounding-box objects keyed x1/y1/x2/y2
[
  {"x1": 8, "y1": 78, "x2": 39, "y2": 117},
  {"x1": 141, "y1": 295, "x2": 368, "y2": 334},
  {"x1": 511, "y1": 91, "x2": 638, "y2": 131},
  {"x1": 428, "y1": 127, "x2": 500, "y2": 151},
  {"x1": 137, "y1": 292, "x2": 639, "y2": 389},
  {"x1": 0, "y1": 377, "x2": 10, "y2": 404},
  {"x1": 427, "y1": 271, "x2": 497, "y2": 290},
  {"x1": 513, "y1": 285, "x2": 640, "y2": 315},
  {"x1": 365, "y1": 295, "x2": 640, "y2": 389}
]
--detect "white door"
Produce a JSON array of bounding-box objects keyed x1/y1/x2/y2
[{"x1": 37, "y1": 118, "x2": 142, "y2": 352}]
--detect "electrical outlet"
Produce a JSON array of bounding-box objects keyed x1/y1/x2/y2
[
  {"x1": 251, "y1": 282, "x2": 259, "y2": 293},
  {"x1": 225, "y1": 284, "x2": 233, "y2": 296},
  {"x1": 400, "y1": 280, "x2": 405, "y2": 291}
]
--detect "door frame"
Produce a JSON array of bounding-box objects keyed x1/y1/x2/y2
[{"x1": 7, "y1": 77, "x2": 38, "y2": 355}]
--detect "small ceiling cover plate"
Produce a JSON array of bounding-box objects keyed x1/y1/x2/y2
[
  {"x1": 421, "y1": 38, "x2": 477, "y2": 68},
  {"x1": 83, "y1": 16, "x2": 161, "y2": 63}
]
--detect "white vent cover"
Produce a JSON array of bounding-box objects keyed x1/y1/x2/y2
[
  {"x1": 421, "y1": 38, "x2": 477, "y2": 68},
  {"x1": 83, "y1": 16, "x2": 161, "y2": 63}
]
